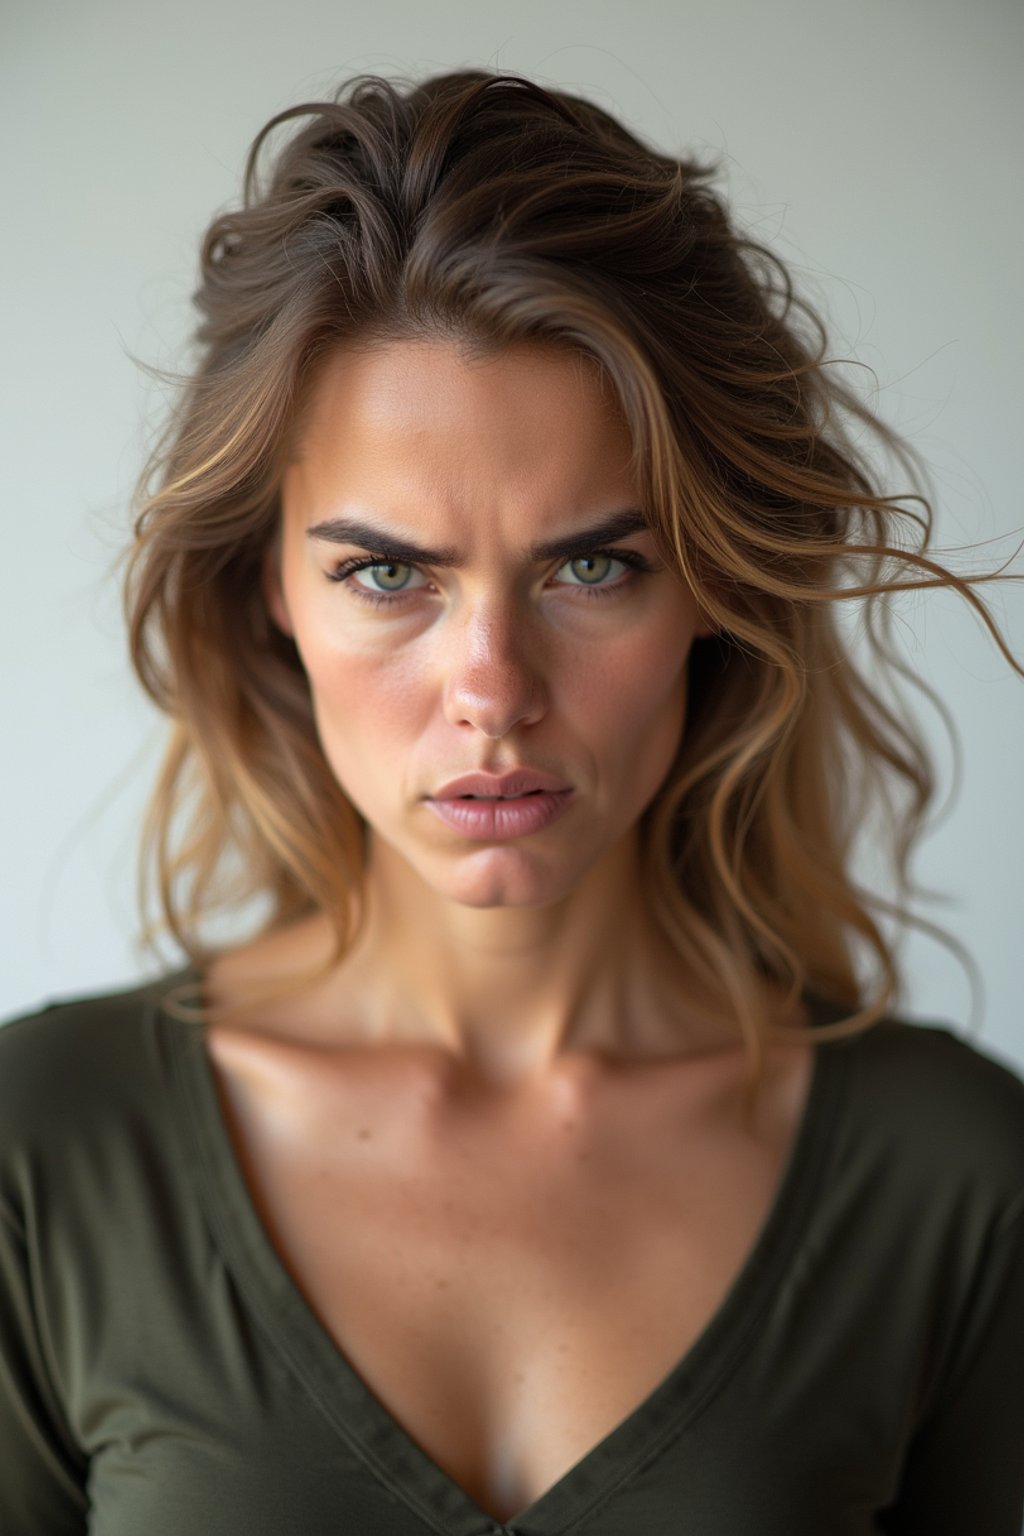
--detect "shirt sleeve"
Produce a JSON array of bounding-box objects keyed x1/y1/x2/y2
[
  {"x1": 878, "y1": 1200, "x2": 1024, "y2": 1536},
  {"x1": 0, "y1": 1201, "x2": 89, "y2": 1533}
]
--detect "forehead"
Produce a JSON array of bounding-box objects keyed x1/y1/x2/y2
[{"x1": 289, "y1": 337, "x2": 635, "y2": 490}]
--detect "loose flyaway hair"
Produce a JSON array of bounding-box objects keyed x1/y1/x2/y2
[{"x1": 120, "y1": 67, "x2": 1023, "y2": 1111}]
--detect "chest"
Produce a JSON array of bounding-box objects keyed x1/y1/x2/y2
[{"x1": 205, "y1": 1037, "x2": 812, "y2": 1524}]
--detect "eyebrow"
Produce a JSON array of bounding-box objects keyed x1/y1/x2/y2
[{"x1": 305, "y1": 508, "x2": 651, "y2": 565}]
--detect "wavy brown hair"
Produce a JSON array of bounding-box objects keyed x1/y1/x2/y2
[{"x1": 122, "y1": 67, "x2": 1022, "y2": 1108}]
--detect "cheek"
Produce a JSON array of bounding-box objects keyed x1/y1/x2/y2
[
  {"x1": 295, "y1": 624, "x2": 430, "y2": 766},
  {"x1": 573, "y1": 625, "x2": 691, "y2": 827},
  {"x1": 568, "y1": 610, "x2": 691, "y2": 738}
]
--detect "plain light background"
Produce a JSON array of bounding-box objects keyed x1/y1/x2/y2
[{"x1": 3, "y1": 0, "x2": 1022, "y2": 1074}]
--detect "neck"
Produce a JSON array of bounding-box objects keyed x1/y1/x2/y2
[{"x1": 298, "y1": 830, "x2": 746, "y2": 1085}]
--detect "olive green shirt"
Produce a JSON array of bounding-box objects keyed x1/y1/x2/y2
[{"x1": 1, "y1": 968, "x2": 1022, "y2": 1534}]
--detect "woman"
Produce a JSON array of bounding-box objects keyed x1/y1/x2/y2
[{"x1": 1, "y1": 67, "x2": 1022, "y2": 1535}]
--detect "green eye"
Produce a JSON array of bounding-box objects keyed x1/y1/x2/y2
[
  {"x1": 326, "y1": 547, "x2": 652, "y2": 608},
  {"x1": 356, "y1": 561, "x2": 416, "y2": 593},
  {"x1": 567, "y1": 554, "x2": 616, "y2": 586}
]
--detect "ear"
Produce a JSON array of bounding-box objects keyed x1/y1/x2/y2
[{"x1": 262, "y1": 545, "x2": 293, "y2": 637}]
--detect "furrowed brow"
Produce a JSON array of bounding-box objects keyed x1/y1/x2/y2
[{"x1": 305, "y1": 509, "x2": 651, "y2": 566}]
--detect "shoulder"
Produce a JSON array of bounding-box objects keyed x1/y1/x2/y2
[
  {"x1": 0, "y1": 969, "x2": 180, "y2": 1073},
  {"x1": 0, "y1": 969, "x2": 192, "y2": 1196},
  {"x1": 829, "y1": 1012, "x2": 1024, "y2": 1228}
]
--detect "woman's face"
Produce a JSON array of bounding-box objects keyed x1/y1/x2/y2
[{"x1": 269, "y1": 338, "x2": 712, "y2": 909}]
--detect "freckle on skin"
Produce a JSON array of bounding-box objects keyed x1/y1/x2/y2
[{"x1": 356, "y1": 1127, "x2": 372, "y2": 1140}]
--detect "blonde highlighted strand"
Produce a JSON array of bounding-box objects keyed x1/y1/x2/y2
[{"x1": 115, "y1": 68, "x2": 1022, "y2": 1126}]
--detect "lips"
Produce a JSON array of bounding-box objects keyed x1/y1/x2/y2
[
  {"x1": 426, "y1": 786, "x2": 574, "y2": 839},
  {"x1": 429, "y1": 768, "x2": 571, "y2": 801}
]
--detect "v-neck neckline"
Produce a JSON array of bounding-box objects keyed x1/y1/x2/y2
[{"x1": 156, "y1": 963, "x2": 849, "y2": 1536}]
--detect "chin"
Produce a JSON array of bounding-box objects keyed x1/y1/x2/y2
[{"x1": 407, "y1": 838, "x2": 587, "y2": 908}]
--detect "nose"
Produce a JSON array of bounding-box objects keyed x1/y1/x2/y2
[{"x1": 441, "y1": 599, "x2": 547, "y2": 739}]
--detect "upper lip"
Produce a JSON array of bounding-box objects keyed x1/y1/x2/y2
[{"x1": 429, "y1": 769, "x2": 571, "y2": 800}]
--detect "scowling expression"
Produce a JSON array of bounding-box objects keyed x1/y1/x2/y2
[{"x1": 266, "y1": 338, "x2": 712, "y2": 912}]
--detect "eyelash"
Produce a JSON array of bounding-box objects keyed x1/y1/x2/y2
[{"x1": 325, "y1": 548, "x2": 654, "y2": 608}]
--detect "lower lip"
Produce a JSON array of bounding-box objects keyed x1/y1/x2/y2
[{"x1": 425, "y1": 790, "x2": 574, "y2": 840}]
